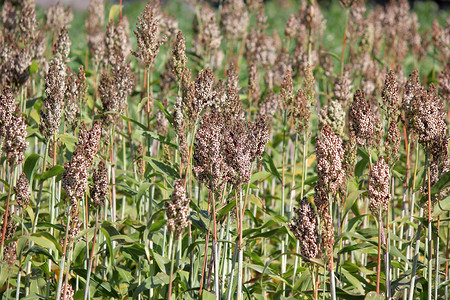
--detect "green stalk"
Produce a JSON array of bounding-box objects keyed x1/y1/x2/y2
[
  {"x1": 84, "y1": 209, "x2": 99, "y2": 300},
  {"x1": 408, "y1": 207, "x2": 424, "y2": 300},
  {"x1": 168, "y1": 231, "x2": 175, "y2": 300},
  {"x1": 236, "y1": 189, "x2": 244, "y2": 300},
  {"x1": 110, "y1": 126, "x2": 116, "y2": 223},
  {"x1": 211, "y1": 191, "x2": 221, "y2": 299},
  {"x1": 427, "y1": 161, "x2": 432, "y2": 300},
  {"x1": 226, "y1": 241, "x2": 238, "y2": 300},
  {"x1": 329, "y1": 196, "x2": 336, "y2": 300},
  {"x1": 293, "y1": 131, "x2": 308, "y2": 285},
  {"x1": 0, "y1": 164, "x2": 15, "y2": 261},
  {"x1": 434, "y1": 217, "x2": 440, "y2": 300},
  {"x1": 376, "y1": 210, "x2": 382, "y2": 294},
  {"x1": 280, "y1": 109, "x2": 288, "y2": 292},
  {"x1": 55, "y1": 212, "x2": 72, "y2": 300}
]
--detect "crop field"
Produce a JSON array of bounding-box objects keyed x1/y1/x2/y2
[{"x1": 0, "y1": 0, "x2": 449, "y2": 299}]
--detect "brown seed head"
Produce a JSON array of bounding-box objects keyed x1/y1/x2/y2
[
  {"x1": 14, "y1": 173, "x2": 31, "y2": 210},
  {"x1": 382, "y1": 70, "x2": 400, "y2": 120},
  {"x1": 288, "y1": 197, "x2": 321, "y2": 260},
  {"x1": 132, "y1": 0, "x2": 165, "y2": 67},
  {"x1": 90, "y1": 160, "x2": 108, "y2": 208},
  {"x1": 349, "y1": 89, "x2": 379, "y2": 148},
  {"x1": 368, "y1": 156, "x2": 391, "y2": 216},
  {"x1": 40, "y1": 56, "x2": 66, "y2": 140},
  {"x1": 165, "y1": 179, "x2": 190, "y2": 238}
]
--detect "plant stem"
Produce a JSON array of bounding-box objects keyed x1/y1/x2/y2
[
  {"x1": 168, "y1": 231, "x2": 175, "y2": 300},
  {"x1": 408, "y1": 207, "x2": 424, "y2": 300},
  {"x1": 376, "y1": 213, "x2": 382, "y2": 294},
  {"x1": 84, "y1": 209, "x2": 99, "y2": 300},
  {"x1": 237, "y1": 189, "x2": 244, "y2": 300},
  {"x1": 0, "y1": 164, "x2": 15, "y2": 261},
  {"x1": 55, "y1": 212, "x2": 72, "y2": 300}
]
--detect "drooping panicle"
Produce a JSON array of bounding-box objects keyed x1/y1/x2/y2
[
  {"x1": 193, "y1": 110, "x2": 230, "y2": 191},
  {"x1": 382, "y1": 70, "x2": 400, "y2": 120},
  {"x1": 165, "y1": 179, "x2": 190, "y2": 238},
  {"x1": 220, "y1": 0, "x2": 249, "y2": 40},
  {"x1": 193, "y1": 6, "x2": 222, "y2": 56},
  {"x1": 62, "y1": 120, "x2": 102, "y2": 239},
  {"x1": 90, "y1": 160, "x2": 108, "y2": 208},
  {"x1": 3, "y1": 108, "x2": 27, "y2": 166},
  {"x1": 45, "y1": 1, "x2": 73, "y2": 32},
  {"x1": 99, "y1": 54, "x2": 134, "y2": 123},
  {"x1": 85, "y1": 0, "x2": 105, "y2": 69},
  {"x1": 0, "y1": 86, "x2": 16, "y2": 137},
  {"x1": 132, "y1": 0, "x2": 165, "y2": 67},
  {"x1": 62, "y1": 121, "x2": 102, "y2": 202},
  {"x1": 334, "y1": 73, "x2": 352, "y2": 105},
  {"x1": 438, "y1": 65, "x2": 449, "y2": 103},
  {"x1": 314, "y1": 124, "x2": 345, "y2": 211},
  {"x1": 280, "y1": 70, "x2": 294, "y2": 108},
  {"x1": 319, "y1": 100, "x2": 345, "y2": 137},
  {"x1": 410, "y1": 84, "x2": 446, "y2": 146},
  {"x1": 385, "y1": 120, "x2": 400, "y2": 167},
  {"x1": 349, "y1": 89, "x2": 379, "y2": 148},
  {"x1": 53, "y1": 26, "x2": 71, "y2": 59},
  {"x1": 40, "y1": 56, "x2": 66, "y2": 140},
  {"x1": 172, "y1": 31, "x2": 187, "y2": 82},
  {"x1": 401, "y1": 70, "x2": 422, "y2": 133},
  {"x1": 368, "y1": 157, "x2": 391, "y2": 216},
  {"x1": 290, "y1": 88, "x2": 311, "y2": 135},
  {"x1": 288, "y1": 197, "x2": 321, "y2": 260},
  {"x1": 14, "y1": 173, "x2": 31, "y2": 210}
]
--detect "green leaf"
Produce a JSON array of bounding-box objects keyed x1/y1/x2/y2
[
  {"x1": 24, "y1": 234, "x2": 61, "y2": 255},
  {"x1": 36, "y1": 165, "x2": 65, "y2": 181},
  {"x1": 149, "y1": 219, "x2": 166, "y2": 232},
  {"x1": 140, "y1": 130, "x2": 178, "y2": 148},
  {"x1": 155, "y1": 99, "x2": 173, "y2": 124},
  {"x1": 433, "y1": 194, "x2": 450, "y2": 218},
  {"x1": 136, "y1": 182, "x2": 152, "y2": 202},
  {"x1": 29, "y1": 61, "x2": 39, "y2": 74},
  {"x1": 23, "y1": 153, "x2": 41, "y2": 181},
  {"x1": 262, "y1": 152, "x2": 281, "y2": 181},
  {"x1": 73, "y1": 268, "x2": 120, "y2": 298},
  {"x1": 365, "y1": 291, "x2": 384, "y2": 300},
  {"x1": 149, "y1": 248, "x2": 171, "y2": 274},
  {"x1": 137, "y1": 97, "x2": 149, "y2": 112},
  {"x1": 108, "y1": 4, "x2": 121, "y2": 21},
  {"x1": 217, "y1": 200, "x2": 235, "y2": 222},
  {"x1": 58, "y1": 133, "x2": 78, "y2": 152},
  {"x1": 338, "y1": 242, "x2": 372, "y2": 254},
  {"x1": 251, "y1": 171, "x2": 271, "y2": 183},
  {"x1": 145, "y1": 157, "x2": 179, "y2": 179},
  {"x1": 201, "y1": 290, "x2": 216, "y2": 300},
  {"x1": 121, "y1": 114, "x2": 147, "y2": 131},
  {"x1": 24, "y1": 245, "x2": 57, "y2": 263},
  {"x1": 343, "y1": 190, "x2": 365, "y2": 218},
  {"x1": 133, "y1": 272, "x2": 170, "y2": 297},
  {"x1": 342, "y1": 269, "x2": 365, "y2": 294},
  {"x1": 430, "y1": 171, "x2": 450, "y2": 195},
  {"x1": 99, "y1": 227, "x2": 114, "y2": 267}
]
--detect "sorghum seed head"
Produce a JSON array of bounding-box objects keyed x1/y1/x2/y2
[
  {"x1": 385, "y1": 120, "x2": 401, "y2": 167},
  {"x1": 165, "y1": 179, "x2": 190, "y2": 238},
  {"x1": 90, "y1": 160, "x2": 108, "y2": 208},
  {"x1": 14, "y1": 173, "x2": 31, "y2": 210},
  {"x1": 368, "y1": 156, "x2": 391, "y2": 217},
  {"x1": 288, "y1": 197, "x2": 321, "y2": 260},
  {"x1": 53, "y1": 26, "x2": 71, "y2": 59},
  {"x1": 382, "y1": 70, "x2": 400, "y2": 120},
  {"x1": 349, "y1": 89, "x2": 379, "y2": 148}
]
